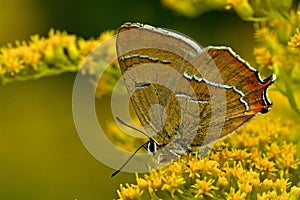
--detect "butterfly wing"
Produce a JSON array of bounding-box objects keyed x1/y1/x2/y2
[
  {"x1": 117, "y1": 23, "x2": 203, "y2": 146},
  {"x1": 116, "y1": 23, "x2": 275, "y2": 155},
  {"x1": 187, "y1": 47, "x2": 275, "y2": 148}
]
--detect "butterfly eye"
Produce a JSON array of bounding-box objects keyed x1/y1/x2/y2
[{"x1": 147, "y1": 139, "x2": 157, "y2": 154}]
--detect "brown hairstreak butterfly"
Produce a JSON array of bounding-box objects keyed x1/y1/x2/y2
[{"x1": 112, "y1": 22, "x2": 275, "y2": 177}]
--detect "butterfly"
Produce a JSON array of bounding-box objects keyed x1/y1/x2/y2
[{"x1": 112, "y1": 22, "x2": 275, "y2": 177}]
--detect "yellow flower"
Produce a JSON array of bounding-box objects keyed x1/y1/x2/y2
[
  {"x1": 30, "y1": 34, "x2": 48, "y2": 53},
  {"x1": 236, "y1": 169, "x2": 260, "y2": 194},
  {"x1": 161, "y1": 172, "x2": 185, "y2": 198},
  {"x1": 288, "y1": 28, "x2": 300, "y2": 49},
  {"x1": 249, "y1": 148, "x2": 260, "y2": 162},
  {"x1": 117, "y1": 183, "x2": 143, "y2": 200},
  {"x1": 98, "y1": 30, "x2": 115, "y2": 42},
  {"x1": 273, "y1": 171, "x2": 290, "y2": 194},
  {"x1": 278, "y1": 143, "x2": 298, "y2": 170},
  {"x1": 0, "y1": 47, "x2": 25, "y2": 75},
  {"x1": 277, "y1": 191, "x2": 289, "y2": 200},
  {"x1": 195, "y1": 157, "x2": 220, "y2": 176},
  {"x1": 78, "y1": 38, "x2": 99, "y2": 56},
  {"x1": 290, "y1": 186, "x2": 300, "y2": 199},
  {"x1": 116, "y1": 118, "x2": 299, "y2": 199},
  {"x1": 226, "y1": 188, "x2": 247, "y2": 200},
  {"x1": 226, "y1": 161, "x2": 244, "y2": 179},
  {"x1": 184, "y1": 154, "x2": 203, "y2": 178},
  {"x1": 257, "y1": 191, "x2": 278, "y2": 200},
  {"x1": 246, "y1": 171, "x2": 260, "y2": 187},
  {"x1": 48, "y1": 29, "x2": 61, "y2": 47},
  {"x1": 169, "y1": 158, "x2": 186, "y2": 174},
  {"x1": 238, "y1": 182, "x2": 252, "y2": 194},
  {"x1": 192, "y1": 177, "x2": 218, "y2": 198},
  {"x1": 0, "y1": 27, "x2": 118, "y2": 86},
  {"x1": 210, "y1": 146, "x2": 233, "y2": 163},
  {"x1": 261, "y1": 179, "x2": 274, "y2": 190},
  {"x1": 146, "y1": 169, "x2": 163, "y2": 190},
  {"x1": 135, "y1": 173, "x2": 148, "y2": 190},
  {"x1": 254, "y1": 156, "x2": 276, "y2": 175},
  {"x1": 22, "y1": 47, "x2": 41, "y2": 70},
  {"x1": 231, "y1": 149, "x2": 250, "y2": 163},
  {"x1": 230, "y1": 128, "x2": 259, "y2": 148},
  {"x1": 255, "y1": 28, "x2": 270, "y2": 41},
  {"x1": 217, "y1": 176, "x2": 229, "y2": 188},
  {"x1": 266, "y1": 142, "x2": 281, "y2": 160},
  {"x1": 253, "y1": 47, "x2": 273, "y2": 68}
]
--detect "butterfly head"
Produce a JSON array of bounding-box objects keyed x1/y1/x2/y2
[{"x1": 147, "y1": 139, "x2": 158, "y2": 155}]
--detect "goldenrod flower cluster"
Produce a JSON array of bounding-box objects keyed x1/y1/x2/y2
[
  {"x1": 0, "y1": 29, "x2": 119, "y2": 97},
  {"x1": 253, "y1": 11, "x2": 300, "y2": 116},
  {"x1": 288, "y1": 28, "x2": 300, "y2": 49},
  {"x1": 116, "y1": 118, "x2": 300, "y2": 199}
]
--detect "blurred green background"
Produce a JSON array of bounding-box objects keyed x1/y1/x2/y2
[{"x1": 0, "y1": 0, "x2": 295, "y2": 199}]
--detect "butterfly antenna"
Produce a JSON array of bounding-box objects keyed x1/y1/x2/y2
[
  {"x1": 116, "y1": 117, "x2": 151, "y2": 139},
  {"x1": 111, "y1": 141, "x2": 148, "y2": 177}
]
